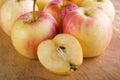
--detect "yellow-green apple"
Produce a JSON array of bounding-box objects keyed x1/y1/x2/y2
[
  {"x1": 63, "y1": 7, "x2": 112, "y2": 58},
  {"x1": 36, "y1": 0, "x2": 53, "y2": 10},
  {"x1": 37, "y1": 34, "x2": 83, "y2": 74},
  {"x1": 0, "y1": 0, "x2": 5, "y2": 7},
  {"x1": 11, "y1": 11, "x2": 58, "y2": 59},
  {"x1": 80, "y1": 0, "x2": 115, "y2": 21},
  {"x1": 0, "y1": 0, "x2": 38, "y2": 36},
  {"x1": 0, "y1": 0, "x2": 6, "y2": 26},
  {"x1": 43, "y1": 0, "x2": 79, "y2": 32},
  {"x1": 67, "y1": 0, "x2": 83, "y2": 6}
]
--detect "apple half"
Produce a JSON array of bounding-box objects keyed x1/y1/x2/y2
[{"x1": 37, "y1": 34, "x2": 83, "y2": 74}]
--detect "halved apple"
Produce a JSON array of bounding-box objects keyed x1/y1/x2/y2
[{"x1": 37, "y1": 34, "x2": 83, "y2": 74}]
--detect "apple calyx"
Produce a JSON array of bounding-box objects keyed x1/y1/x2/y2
[
  {"x1": 57, "y1": 46, "x2": 77, "y2": 71},
  {"x1": 61, "y1": 0, "x2": 71, "y2": 8},
  {"x1": 96, "y1": 0, "x2": 102, "y2": 2},
  {"x1": 84, "y1": 9, "x2": 95, "y2": 16},
  {"x1": 17, "y1": 0, "x2": 20, "y2": 2},
  {"x1": 70, "y1": 64, "x2": 77, "y2": 71}
]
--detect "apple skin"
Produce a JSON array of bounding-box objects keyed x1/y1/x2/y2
[
  {"x1": 63, "y1": 7, "x2": 112, "y2": 58},
  {"x1": 0, "y1": 0, "x2": 5, "y2": 7},
  {"x1": 11, "y1": 11, "x2": 58, "y2": 59},
  {"x1": 0, "y1": 0, "x2": 38, "y2": 36},
  {"x1": 37, "y1": 34, "x2": 83, "y2": 74},
  {"x1": 43, "y1": 0, "x2": 79, "y2": 32},
  {"x1": 36, "y1": 0, "x2": 53, "y2": 10},
  {"x1": 0, "y1": 0, "x2": 6, "y2": 26},
  {"x1": 67, "y1": 0, "x2": 83, "y2": 6},
  {"x1": 80, "y1": 0, "x2": 115, "y2": 21}
]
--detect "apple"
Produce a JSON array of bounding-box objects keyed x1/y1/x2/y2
[
  {"x1": 0, "y1": 0, "x2": 38, "y2": 36},
  {"x1": 67, "y1": 0, "x2": 83, "y2": 6},
  {"x1": 0, "y1": 0, "x2": 6, "y2": 26},
  {"x1": 36, "y1": 0, "x2": 53, "y2": 10},
  {"x1": 43, "y1": 0, "x2": 79, "y2": 32},
  {"x1": 11, "y1": 10, "x2": 58, "y2": 59},
  {"x1": 0, "y1": 0, "x2": 5, "y2": 6},
  {"x1": 37, "y1": 34, "x2": 83, "y2": 74},
  {"x1": 0, "y1": 0, "x2": 5, "y2": 7},
  {"x1": 80, "y1": 0, "x2": 115, "y2": 21},
  {"x1": 63, "y1": 7, "x2": 112, "y2": 58}
]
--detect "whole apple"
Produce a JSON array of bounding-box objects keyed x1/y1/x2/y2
[
  {"x1": 80, "y1": 0, "x2": 115, "y2": 21},
  {"x1": 36, "y1": 0, "x2": 53, "y2": 10},
  {"x1": 11, "y1": 11, "x2": 58, "y2": 59},
  {"x1": 63, "y1": 7, "x2": 112, "y2": 57},
  {"x1": 43, "y1": 0, "x2": 78, "y2": 32},
  {"x1": 37, "y1": 34, "x2": 83, "y2": 74},
  {"x1": 0, "y1": 0, "x2": 38, "y2": 36}
]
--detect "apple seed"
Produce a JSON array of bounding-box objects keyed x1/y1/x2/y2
[
  {"x1": 57, "y1": 46, "x2": 67, "y2": 61},
  {"x1": 57, "y1": 46, "x2": 77, "y2": 71}
]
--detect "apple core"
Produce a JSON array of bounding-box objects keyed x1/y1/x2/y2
[{"x1": 57, "y1": 46, "x2": 78, "y2": 71}]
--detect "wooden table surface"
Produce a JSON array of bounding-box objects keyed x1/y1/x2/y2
[{"x1": 0, "y1": 0, "x2": 120, "y2": 80}]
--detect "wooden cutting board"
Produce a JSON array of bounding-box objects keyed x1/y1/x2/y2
[{"x1": 0, "y1": 0, "x2": 120, "y2": 80}]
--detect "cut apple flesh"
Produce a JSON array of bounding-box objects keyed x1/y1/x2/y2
[
  {"x1": 57, "y1": 46, "x2": 77, "y2": 71},
  {"x1": 37, "y1": 34, "x2": 83, "y2": 74}
]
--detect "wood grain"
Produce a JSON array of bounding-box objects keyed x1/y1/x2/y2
[{"x1": 0, "y1": 0, "x2": 120, "y2": 80}]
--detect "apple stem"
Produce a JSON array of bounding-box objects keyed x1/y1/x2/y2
[
  {"x1": 63, "y1": 0, "x2": 65, "y2": 7},
  {"x1": 33, "y1": 0, "x2": 36, "y2": 22}
]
